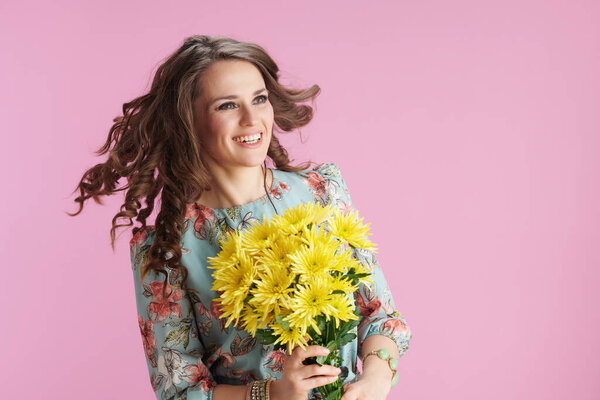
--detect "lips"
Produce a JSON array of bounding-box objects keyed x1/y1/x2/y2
[{"x1": 232, "y1": 131, "x2": 263, "y2": 144}]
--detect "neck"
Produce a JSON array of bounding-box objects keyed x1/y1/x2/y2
[{"x1": 195, "y1": 164, "x2": 272, "y2": 209}]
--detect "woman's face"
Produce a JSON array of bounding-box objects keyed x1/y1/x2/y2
[{"x1": 194, "y1": 59, "x2": 274, "y2": 171}]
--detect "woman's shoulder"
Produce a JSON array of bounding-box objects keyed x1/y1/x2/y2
[
  {"x1": 310, "y1": 161, "x2": 347, "y2": 181},
  {"x1": 281, "y1": 161, "x2": 346, "y2": 181},
  {"x1": 283, "y1": 161, "x2": 354, "y2": 211}
]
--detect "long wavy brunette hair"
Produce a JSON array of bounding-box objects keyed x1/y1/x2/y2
[{"x1": 68, "y1": 35, "x2": 320, "y2": 296}]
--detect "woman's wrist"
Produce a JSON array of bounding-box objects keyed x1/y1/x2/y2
[
  {"x1": 360, "y1": 335, "x2": 399, "y2": 387},
  {"x1": 212, "y1": 383, "x2": 250, "y2": 400},
  {"x1": 246, "y1": 378, "x2": 274, "y2": 400},
  {"x1": 268, "y1": 378, "x2": 281, "y2": 400},
  {"x1": 361, "y1": 356, "x2": 395, "y2": 382}
]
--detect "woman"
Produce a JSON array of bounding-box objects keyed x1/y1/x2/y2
[{"x1": 70, "y1": 35, "x2": 411, "y2": 400}]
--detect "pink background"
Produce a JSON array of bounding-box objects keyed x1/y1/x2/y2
[{"x1": 1, "y1": 0, "x2": 599, "y2": 399}]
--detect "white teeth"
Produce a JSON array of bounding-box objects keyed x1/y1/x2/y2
[{"x1": 234, "y1": 133, "x2": 261, "y2": 143}]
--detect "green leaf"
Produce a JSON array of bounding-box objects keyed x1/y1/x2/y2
[
  {"x1": 338, "y1": 317, "x2": 360, "y2": 334},
  {"x1": 272, "y1": 343, "x2": 286, "y2": 353},
  {"x1": 165, "y1": 325, "x2": 190, "y2": 349},
  {"x1": 316, "y1": 316, "x2": 327, "y2": 333},
  {"x1": 336, "y1": 333, "x2": 356, "y2": 347},
  {"x1": 314, "y1": 355, "x2": 327, "y2": 365},
  {"x1": 325, "y1": 341, "x2": 338, "y2": 353},
  {"x1": 163, "y1": 318, "x2": 190, "y2": 327},
  {"x1": 324, "y1": 386, "x2": 343, "y2": 400},
  {"x1": 275, "y1": 315, "x2": 290, "y2": 330},
  {"x1": 255, "y1": 329, "x2": 277, "y2": 345}
]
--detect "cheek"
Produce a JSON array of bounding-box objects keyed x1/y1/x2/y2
[
  {"x1": 205, "y1": 115, "x2": 232, "y2": 140},
  {"x1": 264, "y1": 104, "x2": 275, "y2": 126}
]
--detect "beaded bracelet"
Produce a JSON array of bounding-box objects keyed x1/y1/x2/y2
[
  {"x1": 247, "y1": 378, "x2": 274, "y2": 400},
  {"x1": 363, "y1": 348, "x2": 399, "y2": 388}
]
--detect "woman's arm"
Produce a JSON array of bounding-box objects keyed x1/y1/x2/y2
[
  {"x1": 212, "y1": 384, "x2": 247, "y2": 400},
  {"x1": 312, "y1": 163, "x2": 412, "y2": 399},
  {"x1": 359, "y1": 334, "x2": 398, "y2": 385},
  {"x1": 130, "y1": 229, "x2": 217, "y2": 400},
  {"x1": 339, "y1": 335, "x2": 400, "y2": 400}
]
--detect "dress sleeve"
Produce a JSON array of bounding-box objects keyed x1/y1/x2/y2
[
  {"x1": 130, "y1": 228, "x2": 217, "y2": 400},
  {"x1": 313, "y1": 162, "x2": 412, "y2": 359}
]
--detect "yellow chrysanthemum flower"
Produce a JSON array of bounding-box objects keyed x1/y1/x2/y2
[
  {"x1": 304, "y1": 202, "x2": 334, "y2": 226},
  {"x1": 215, "y1": 296, "x2": 246, "y2": 328},
  {"x1": 299, "y1": 224, "x2": 340, "y2": 252},
  {"x1": 210, "y1": 248, "x2": 256, "y2": 290},
  {"x1": 348, "y1": 256, "x2": 375, "y2": 286},
  {"x1": 327, "y1": 294, "x2": 359, "y2": 328},
  {"x1": 272, "y1": 322, "x2": 309, "y2": 355},
  {"x1": 288, "y1": 240, "x2": 338, "y2": 284},
  {"x1": 271, "y1": 202, "x2": 316, "y2": 236},
  {"x1": 207, "y1": 229, "x2": 244, "y2": 269},
  {"x1": 329, "y1": 275, "x2": 359, "y2": 296},
  {"x1": 211, "y1": 252, "x2": 257, "y2": 327},
  {"x1": 286, "y1": 278, "x2": 337, "y2": 335},
  {"x1": 240, "y1": 304, "x2": 262, "y2": 336},
  {"x1": 255, "y1": 239, "x2": 295, "y2": 269},
  {"x1": 328, "y1": 251, "x2": 354, "y2": 275},
  {"x1": 241, "y1": 218, "x2": 276, "y2": 255},
  {"x1": 209, "y1": 201, "x2": 377, "y2": 355},
  {"x1": 328, "y1": 208, "x2": 377, "y2": 251},
  {"x1": 249, "y1": 265, "x2": 296, "y2": 326}
]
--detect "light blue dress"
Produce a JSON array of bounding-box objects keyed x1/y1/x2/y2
[{"x1": 130, "y1": 162, "x2": 412, "y2": 400}]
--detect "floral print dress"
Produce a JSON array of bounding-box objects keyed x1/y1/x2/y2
[{"x1": 130, "y1": 162, "x2": 412, "y2": 400}]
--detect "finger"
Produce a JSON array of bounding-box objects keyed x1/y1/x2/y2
[
  {"x1": 300, "y1": 364, "x2": 341, "y2": 379},
  {"x1": 292, "y1": 345, "x2": 330, "y2": 362},
  {"x1": 303, "y1": 374, "x2": 340, "y2": 391},
  {"x1": 290, "y1": 336, "x2": 311, "y2": 353}
]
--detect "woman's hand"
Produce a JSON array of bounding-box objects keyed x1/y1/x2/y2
[
  {"x1": 340, "y1": 375, "x2": 392, "y2": 400},
  {"x1": 270, "y1": 345, "x2": 342, "y2": 400}
]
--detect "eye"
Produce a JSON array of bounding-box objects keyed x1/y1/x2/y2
[
  {"x1": 254, "y1": 94, "x2": 268, "y2": 104},
  {"x1": 217, "y1": 102, "x2": 237, "y2": 111}
]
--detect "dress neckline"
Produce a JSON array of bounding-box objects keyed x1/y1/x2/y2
[{"x1": 189, "y1": 168, "x2": 277, "y2": 212}]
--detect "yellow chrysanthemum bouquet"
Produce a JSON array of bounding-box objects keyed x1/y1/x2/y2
[{"x1": 208, "y1": 202, "x2": 376, "y2": 399}]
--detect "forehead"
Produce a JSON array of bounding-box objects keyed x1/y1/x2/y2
[{"x1": 198, "y1": 59, "x2": 265, "y2": 98}]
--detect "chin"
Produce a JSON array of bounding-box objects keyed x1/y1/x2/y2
[{"x1": 234, "y1": 155, "x2": 268, "y2": 168}]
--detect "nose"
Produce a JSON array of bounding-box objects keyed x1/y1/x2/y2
[{"x1": 239, "y1": 104, "x2": 259, "y2": 126}]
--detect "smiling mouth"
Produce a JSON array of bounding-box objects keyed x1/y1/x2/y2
[{"x1": 232, "y1": 132, "x2": 262, "y2": 144}]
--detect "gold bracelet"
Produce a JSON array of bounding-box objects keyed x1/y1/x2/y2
[
  {"x1": 265, "y1": 378, "x2": 273, "y2": 400},
  {"x1": 363, "y1": 348, "x2": 399, "y2": 388},
  {"x1": 247, "y1": 378, "x2": 275, "y2": 400},
  {"x1": 245, "y1": 383, "x2": 252, "y2": 400},
  {"x1": 249, "y1": 379, "x2": 268, "y2": 400},
  {"x1": 260, "y1": 379, "x2": 267, "y2": 400},
  {"x1": 251, "y1": 380, "x2": 260, "y2": 400}
]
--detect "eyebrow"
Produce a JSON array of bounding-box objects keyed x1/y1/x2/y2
[{"x1": 209, "y1": 88, "x2": 268, "y2": 106}]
